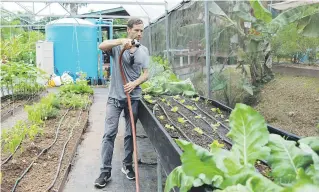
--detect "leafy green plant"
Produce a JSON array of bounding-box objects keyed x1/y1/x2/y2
[
  {"x1": 0, "y1": 61, "x2": 47, "y2": 98},
  {"x1": 165, "y1": 124, "x2": 175, "y2": 130},
  {"x1": 57, "y1": 92, "x2": 91, "y2": 109},
  {"x1": 177, "y1": 117, "x2": 186, "y2": 124},
  {"x1": 141, "y1": 56, "x2": 197, "y2": 97},
  {"x1": 164, "y1": 103, "x2": 319, "y2": 192},
  {"x1": 193, "y1": 127, "x2": 204, "y2": 135},
  {"x1": 171, "y1": 106, "x2": 179, "y2": 113}
]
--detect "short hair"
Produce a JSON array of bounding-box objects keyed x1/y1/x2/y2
[{"x1": 127, "y1": 18, "x2": 143, "y2": 28}]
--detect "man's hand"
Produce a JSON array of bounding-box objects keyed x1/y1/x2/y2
[
  {"x1": 124, "y1": 81, "x2": 138, "y2": 93},
  {"x1": 120, "y1": 38, "x2": 133, "y2": 48}
]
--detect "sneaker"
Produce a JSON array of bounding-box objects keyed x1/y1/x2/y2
[
  {"x1": 121, "y1": 165, "x2": 135, "y2": 180},
  {"x1": 94, "y1": 172, "x2": 111, "y2": 188}
]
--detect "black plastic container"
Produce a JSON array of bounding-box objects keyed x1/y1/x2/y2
[{"x1": 138, "y1": 97, "x2": 301, "y2": 192}]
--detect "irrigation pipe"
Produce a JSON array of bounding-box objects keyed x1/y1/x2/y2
[
  {"x1": 1, "y1": 141, "x2": 22, "y2": 165},
  {"x1": 193, "y1": 102, "x2": 230, "y2": 131},
  {"x1": 175, "y1": 108, "x2": 214, "y2": 141},
  {"x1": 11, "y1": 109, "x2": 70, "y2": 192},
  {"x1": 156, "y1": 102, "x2": 192, "y2": 142},
  {"x1": 46, "y1": 106, "x2": 85, "y2": 191}
]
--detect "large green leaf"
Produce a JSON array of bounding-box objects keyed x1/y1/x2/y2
[
  {"x1": 300, "y1": 13, "x2": 319, "y2": 37},
  {"x1": 227, "y1": 103, "x2": 270, "y2": 166},
  {"x1": 249, "y1": 0, "x2": 272, "y2": 23},
  {"x1": 164, "y1": 166, "x2": 195, "y2": 192},
  {"x1": 270, "y1": 4, "x2": 319, "y2": 32},
  {"x1": 299, "y1": 137, "x2": 319, "y2": 154},
  {"x1": 176, "y1": 139, "x2": 224, "y2": 182},
  {"x1": 164, "y1": 139, "x2": 224, "y2": 192},
  {"x1": 220, "y1": 167, "x2": 283, "y2": 192},
  {"x1": 210, "y1": 143, "x2": 243, "y2": 177},
  {"x1": 299, "y1": 143, "x2": 319, "y2": 185},
  {"x1": 233, "y1": 2, "x2": 256, "y2": 22},
  {"x1": 266, "y1": 134, "x2": 313, "y2": 185},
  {"x1": 281, "y1": 169, "x2": 319, "y2": 192},
  {"x1": 214, "y1": 184, "x2": 251, "y2": 192}
]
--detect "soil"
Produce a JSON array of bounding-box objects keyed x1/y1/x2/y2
[
  {"x1": 255, "y1": 74, "x2": 319, "y2": 137},
  {"x1": 275, "y1": 63, "x2": 319, "y2": 70},
  {"x1": 146, "y1": 95, "x2": 233, "y2": 150},
  {"x1": 0, "y1": 108, "x2": 89, "y2": 192}
]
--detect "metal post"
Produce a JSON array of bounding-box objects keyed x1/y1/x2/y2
[
  {"x1": 148, "y1": 18, "x2": 152, "y2": 55},
  {"x1": 99, "y1": 17, "x2": 103, "y2": 78},
  {"x1": 164, "y1": 1, "x2": 170, "y2": 62},
  {"x1": 157, "y1": 156, "x2": 162, "y2": 192},
  {"x1": 205, "y1": 0, "x2": 212, "y2": 98}
]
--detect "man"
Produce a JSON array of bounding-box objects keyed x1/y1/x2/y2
[{"x1": 94, "y1": 18, "x2": 149, "y2": 188}]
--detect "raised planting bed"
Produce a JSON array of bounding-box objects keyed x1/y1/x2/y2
[
  {"x1": 138, "y1": 94, "x2": 317, "y2": 192},
  {"x1": 1, "y1": 108, "x2": 90, "y2": 192},
  {"x1": 1, "y1": 80, "x2": 94, "y2": 192}
]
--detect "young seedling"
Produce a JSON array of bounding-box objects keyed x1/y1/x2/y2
[
  {"x1": 161, "y1": 98, "x2": 166, "y2": 102},
  {"x1": 180, "y1": 99, "x2": 185, "y2": 104},
  {"x1": 195, "y1": 115, "x2": 202, "y2": 119},
  {"x1": 191, "y1": 97, "x2": 200, "y2": 102},
  {"x1": 165, "y1": 124, "x2": 175, "y2": 130},
  {"x1": 177, "y1": 117, "x2": 186, "y2": 124},
  {"x1": 210, "y1": 140, "x2": 225, "y2": 149},
  {"x1": 173, "y1": 95, "x2": 180, "y2": 99},
  {"x1": 158, "y1": 115, "x2": 165, "y2": 120},
  {"x1": 186, "y1": 105, "x2": 197, "y2": 111},
  {"x1": 193, "y1": 127, "x2": 203, "y2": 135},
  {"x1": 144, "y1": 95, "x2": 152, "y2": 100},
  {"x1": 211, "y1": 108, "x2": 217, "y2": 112},
  {"x1": 171, "y1": 106, "x2": 178, "y2": 112}
]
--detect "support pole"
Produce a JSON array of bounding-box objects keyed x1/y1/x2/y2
[
  {"x1": 99, "y1": 17, "x2": 103, "y2": 78},
  {"x1": 204, "y1": 0, "x2": 211, "y2": 98},
  {"x1": 157, "y1": 156, "x2": 162, "y2": 192},
  {"x1": 148, "y1": 18, "x2": 152, "y2": 55},
  {"x1": 164, "y1": 1, "x2": 170, "y2": 62}
]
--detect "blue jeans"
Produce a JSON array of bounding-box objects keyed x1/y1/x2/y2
[{"x1": 100, "y1": 97, "x2": 139, "y2": 173}]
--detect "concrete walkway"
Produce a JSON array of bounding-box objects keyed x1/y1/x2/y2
[{"x1": 63, "y1": 88, "x2": 159, "y2": 192}]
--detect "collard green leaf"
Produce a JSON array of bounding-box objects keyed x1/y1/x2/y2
[
  {"x1": 281, "y1": 169, "x2": 319, "y2": 192},
  {"x1": 299, "y1": 143, "x2": 319, "y2": 185},
  {"x1": 220, "y1": 167, "x2": 282, "y2": 192},
  {"x1": 266, "y1": 134, "x2": 313, "y2": 185},
  {"x1": 176, "y1": 139, "x2": 224, "y2": 181},
  {"x1": 214, "y1": 184, "x2": 251, "y2": 192},
  {"x1": 227, "y1": 103, "x2": 270, "y2": 166},
  {"x1": 164, "y1": 166, "x2": 195, "y2": 192},
  {"x1": 299, "y1": 137, "x2": 319, "y2": 154}
]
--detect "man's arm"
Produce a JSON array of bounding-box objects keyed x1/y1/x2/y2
[
  {"x1": 98, "y1": 38, "x2": 132, "y2": 51},
  {"x1": 135, "y1": 68, "x2": 149, "y2": 86},
  {"x1": 124, "y1": 68, "x2": 149, "y2": 93}
]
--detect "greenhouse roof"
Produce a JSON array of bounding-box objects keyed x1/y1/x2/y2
[{"x1": 0, "y1": 0, "x2": 185, "y2": 26}]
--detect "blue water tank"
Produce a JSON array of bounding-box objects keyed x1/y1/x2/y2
[{"x1": 45, "y1": 18, "x2": 98, "y2": 79}]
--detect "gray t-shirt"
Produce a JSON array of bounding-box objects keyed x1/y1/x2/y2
[{"x1": 107, "y1": 44, "x2": 149, "y2": 101}]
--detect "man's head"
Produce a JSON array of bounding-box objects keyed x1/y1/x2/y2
[{"x1": 127, "y1": 18, "x2": 144, "y2": 41}]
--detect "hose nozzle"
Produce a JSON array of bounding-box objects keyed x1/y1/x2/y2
[{"x1": 131, "y1": 39, "x2": 141, "y2": 48}]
